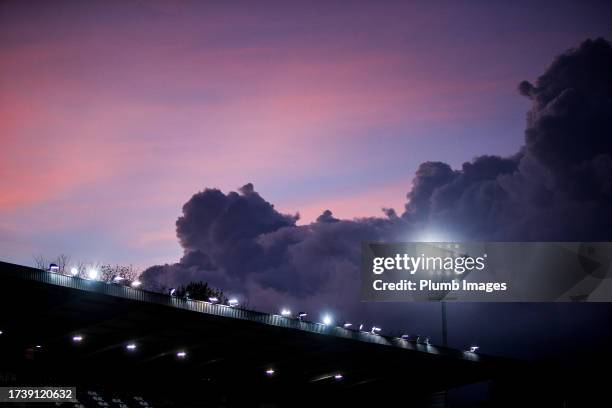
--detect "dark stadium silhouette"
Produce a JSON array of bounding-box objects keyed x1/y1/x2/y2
[{"x1": 1, "y1": 261, "x2": 521, "y2": 407}]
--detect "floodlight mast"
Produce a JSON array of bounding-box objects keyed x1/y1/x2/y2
[{"x1": 442, "y1": 301, "x2": 448, "y2": 347}]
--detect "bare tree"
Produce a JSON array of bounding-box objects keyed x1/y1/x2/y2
[
  {"x1": 74, "y1": 260, "x2": 87, "y2": 276},
  {"x1": 55, "y1": 254, "x2": 70, "y2": 274},
  {"x1": 31, "y1": 256, "x2": 144, "y2": 286},
  {"x1": 33, "y1": 255, "x2": 49, "y2": 270},
  {"x1": 100, "y1": 264, "x2": 139, "y2": 283},
  {"x1": 33, "y1": 254, "x2": 71, "y2": 273}
]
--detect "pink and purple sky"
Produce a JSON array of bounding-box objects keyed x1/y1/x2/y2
[{"x1": 1, "y1": 0, "x2": 611, "y2": 269}]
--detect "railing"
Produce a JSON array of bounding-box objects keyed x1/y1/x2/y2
[{"x1": 3, "y1": 262, "x2": 461, "y2": 358}]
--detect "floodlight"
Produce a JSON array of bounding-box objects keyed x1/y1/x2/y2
[
  {"x1": 359, "y1": 324, "x2": 363, "y2": 331},
  {"x1": 48, "y1": 263, "x2": 59, "y2": 272},
  {"x1": 72, "y1": 335, "x2": 83, "y2": 342},
  {"x1": 126, "y1": 343, "x2": 137, "y2": 351},
  {"x1": 209, "y1": 297, "x2": 219, "y2": 303},
  {"x1": 298, "y1": 312, "x2": 307, "y2": 320},
  {"x1": 228, "y1": 298, "x2": 239, "y2": 307},
  {"x1": 371, "y1": 326, "x2": 381, "y2": 334},
  {"x1": 131, "y1": 280, "x2": 141, "y2": 288},
  {"x1": 343, "y1": 322, "x2": 352, "y2": 328},
  {"x1": 70, "y1": 267, "x2": 79, "y2": 276},
  {"x1": 469, "y1": 346, "x2": 479, "y2": 353},
  {"x1": 176, "y1": 351, "x2": 187, "y2": 358},
  {"x1": 281, "y1": 308, "x2": 291, "y2": 316},
  {"x1": 35, "y1": 345, "x2": 42, "y2": 349},
  {"x1": 112, "y1": 275, "x2": 124, "y2": 283},
  {"x1": 334, "y1": 373, "x2": 343, "y2": 380},
  {"x1": 322, "y1": 314, "x2": 333, "y2": 325},
  {"x1": 169, "y1": 288, "x2": 176, "y2": 296},
  {"x1": 87, "y1": 269, "x2": 98, "y2": 280},
  {"x1": 265, "y1": 368, "x2": 275, "y2": 376}
]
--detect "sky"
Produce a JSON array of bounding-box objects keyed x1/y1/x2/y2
[{"x1": 1, "y1": 0, "x2": 612, "y2": 270}]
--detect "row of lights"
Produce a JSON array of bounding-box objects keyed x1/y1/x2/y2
[
  {"x1": 280, "y1": 309, "x2": 384, "y2": 336},
  {"x1": 13, "y1": 330, "x2": 344, "y2": 379},
  {"x1": 276, "y1": 310, "x2": 480, "y2": 353},
  {"x1": 49, "y1": 265, "x2": 403, "y2": 345},
  {"x1": 50, "y1": 265, "x2": 361, "y2": 336},
  {"x1": 1, "y1": 328, "x2": 475, "y2": 384},
  {"x1": 265, "y1": 368, "x2": 342, "y2": 381},
  {"x1": 45, "y1": 266, "x2": 481, "y2": 354},
  {"x1": 48, "y1": 332, "x2": 346, "y2": 380},
  {"x1": 168, "y1": 291, "x2": 240, "y2": 308},
  {"x1": 4, "y1": 326, "x2": 345, "y2": 381},
  {"x1": 71, "y1": 335, "x2": 188, "y2": 358}
]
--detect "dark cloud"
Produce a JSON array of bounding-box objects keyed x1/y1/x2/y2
[
  {"x1": 404, "y1": 38, "x2": 612, "y2": 241},
  {"x1": 524, "y1": 39, "x2": 612, "y2": 201},
  {"x1": 403, "y1": 161, "x2": 456, "y2": 221},
  {"x1": 142, "y1": 39, "x2": 612, "y2": 355},
  {"x1": 174, "y1": 184, "x2": 298, "y2": 281}
]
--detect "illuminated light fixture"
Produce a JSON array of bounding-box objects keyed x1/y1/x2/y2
[
  {"x1": 70, "y1": 267, "x2": 79, "y2": 276},
  {"x1": 265, "y1": 368, "x2": 275, "y2": 376},
  {"x1": 48, "y1": 263, "x2": 59, "y2": 273},
  {"x1": 469, "y1": 346, "x2": 479, "y2": 353},
  {"x1": 209, "y1": 297, "x2": 219, "y2": 303},
  {"x1": 72, "y1": 335, "x2": 83, "y2": 342},
  {"x1": 228, "y1": 298, "x2": 239, "y2": 307},
  {"x1": 176, "y1": 351, "x2": 187, "y2": 358},
  {"x1": 87, "y1": 269, "x2": 98, "y2": 280},
  {"x1": 334, "y1": 373, "x2": 343, "y2": 380},
  {"x1": 131, "y1": 280, "x2": 141, "y2": 288},
  {"x1": 359, "y1": 324, "x2": 363, "y2": 331},
  {"x1": 402, "y1": 334, "x2": 419, "y2": 343},
  {"x1": 416, "y1": 335, "x2": 431, "y2": 345},
  {"x1": 0, "y1": 330, "x2": 3, "y2": 335},
  {"x1": 126, "y1": 343, "x2": 137, "y2": 351},
  {"x1": 169, "y1": 288, "x2": 176, "y2": 296},
  {"x1": 281, "y1": 308, "x2": 291, "y2": 316},
  {"x1": 322, "y1": 314, "x2": 333, "y2": 326},
  {"x1": 298, "y1": 312, "x2": 307, "y2": 320},
  {"x1": 35, "y1": 345, "x2": 42, "y2": 349},
  {"x1": 343, "y1": 322, "x2": 352, "y2": 328},
  {"x1": 371, "y1": 326, "x2": 381, "y2": 334},
  {"x1": 112, "y1": 275, "x2": 124, "y2": 283}
]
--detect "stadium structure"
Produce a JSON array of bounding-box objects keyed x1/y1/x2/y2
[{"x1": 0, "y1": 261, "x2": 522, "y2": 407}]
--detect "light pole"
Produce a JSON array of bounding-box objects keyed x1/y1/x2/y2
[
  {"x1": 441, "y1": 301, "x2": 448, "y2": 408},
  {"x1": 441, "y1": 301, "x2": 448, "y2": 347}
]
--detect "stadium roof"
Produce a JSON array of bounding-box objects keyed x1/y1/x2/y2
[{"x1": 0, "y1": 261, "x2": 519, "y2": 406}]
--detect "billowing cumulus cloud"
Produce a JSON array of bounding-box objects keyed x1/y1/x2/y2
[
  {"x1": 142, "y1": 39, "x2": 612, "y2": 324},
  {"x1": 403, "y1": 38, "x2": 612, "y2": 242}
]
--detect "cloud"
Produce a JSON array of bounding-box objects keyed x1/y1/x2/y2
[
  {"x1": 402, "y1": 38, "x2": 612, "y2": 241},
  {"x1": 142, "y1": 38, "x2": 612, "y2": 322}
]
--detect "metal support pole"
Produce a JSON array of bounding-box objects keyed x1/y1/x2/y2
[{"x1": 441, "y1": 301, "x2": 448, "y2": 347}]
